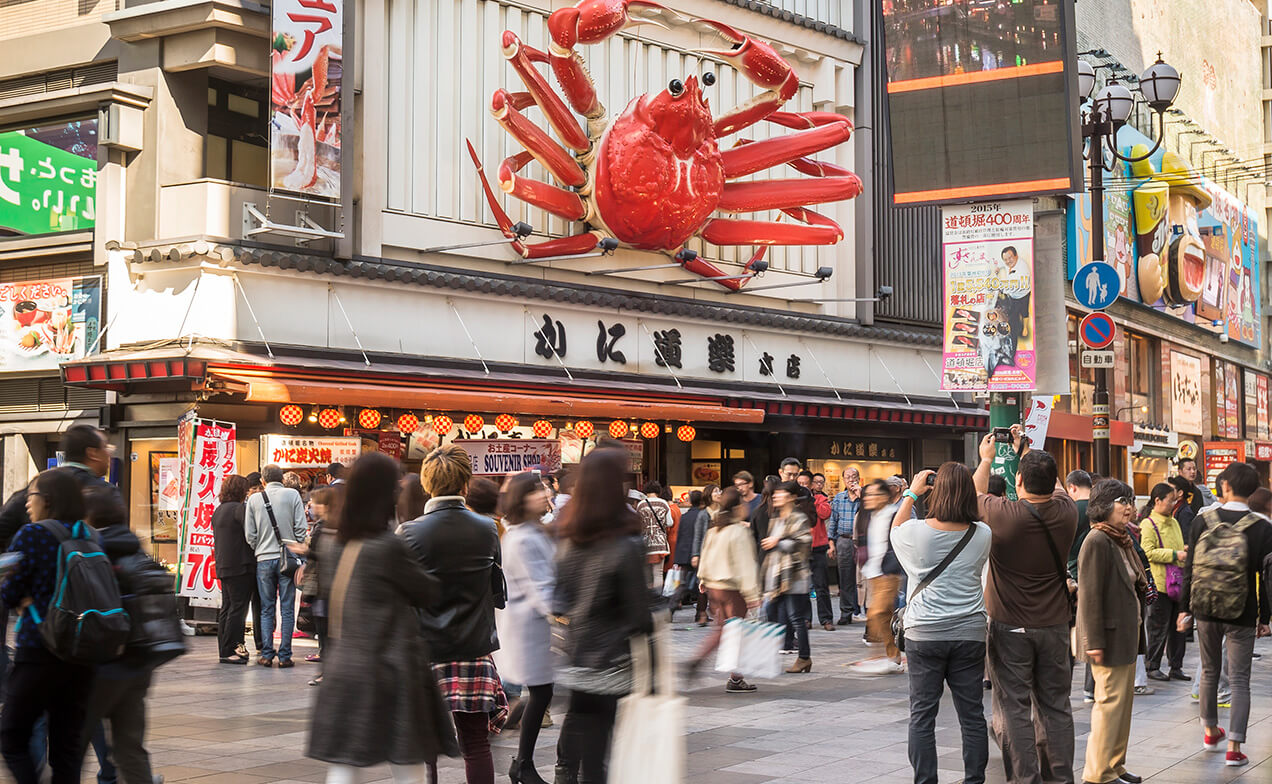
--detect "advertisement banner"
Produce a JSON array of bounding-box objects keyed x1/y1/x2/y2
[
  {"x1": 1225, "y1": 363, "x2": 1241, "y2": 440},
  {"x1": 1260, "y1": 375, "x2": 1270, "y2": 440},
  {"x1": 1245, "y1": 370, "x2": 1259, "y2": 441},
  {"x1": 465, "y1": 439, "x2": 563, "y2": 476},
  {"x1": 177, "y1": 420, "x2": 236, "y2": 607},
  {"x1": 0, "y1": 276, "x2": 101, "y2": 373},
  {"x1": 270, "y1": 0, "x2": 342, "y2": 198},
  {"x1": 1203, "y1": 441, "x2": 1245, "y2": 497},
  {"x1": 940, "y1": 200, "x2": 1036, "y2": 392},
  {"x1": 1023, "y1": 396, "x2": 1054, "y2": 446},
  {"x1": 0, "y1": 120, "x2": 97, "y2": 236},
  {"x1": 1170, "y1": 352, "x2": 1204, "y2": 435},
  {"x1": 261, "y1": 434, "x2": 360, "y2": 468}
]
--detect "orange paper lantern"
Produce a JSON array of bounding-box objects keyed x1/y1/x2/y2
[
  {"x1": 279, "y1": 405, "x2": 304, "y2": 426},
  {"x1": 464, "y1": 414, "x2": 485, "y2": 434},
  {"x1": 433, "y1": 415, "x2": 454, "y2": 435},
  {"x1": 532, "y1": 420, "x2": 553, "y2": 438},
  {"x1": 574, "y1": 420, "x2": 594, "y2": 439},
  {"x1": 639, "y1": 422, "x2": 659, "y2": 439},
  {"x1": 358, "y1": 408, "x2": 382, "y2": 429},
  {"x1": 495, "y1": 414, "x2": 518, "y2": 432},
  {"x1": 676, "y1": 425, "x2": 696, "y2": 442},
  {"x1": 397, "y1": 413, "x2": 420, "y2": 433},
  {"x1": 609, "y1": 420, "x2": 629, "y2": 439},
  {"x1": 317, "y1": 408, "x2": 342, "y2": 429}
]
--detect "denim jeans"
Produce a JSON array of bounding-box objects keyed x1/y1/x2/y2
[
  {"x1": 766, "y1": 593, "x2": 810, "y2": 659},
  {"x1": 907, "y1": 639, "x2": 988, "y2": 784},
  {"x1": 256, "y1": 558, "x2": 296, "y2": 662}
]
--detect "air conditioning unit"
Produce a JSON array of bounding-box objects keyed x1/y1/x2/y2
[{"x1": 98, "y1": 103, "x2": 144, "y2": 152}]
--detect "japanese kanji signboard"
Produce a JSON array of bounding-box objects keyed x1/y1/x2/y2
[
  {"x1": 465, "y1": 439, "x2": 563, "y2": 476},
  {"x1": 177, "y1": 418, "x2": 237, "y2": 607},
  {"x1": 261, "y1": 434, "x2": 360, "y2": 468},
  {"x1": 0, "y1": 120, "x2": 97, "y2": 236},
  {"x1": 939, "y1": 200, "x2": 1037, "y2": 392},
  {"x1": 0, "y1": 276, "x2": 101, "y2": 374},
  {"x1": 270, "y1": 0, "x2": 342, "y2": 198}
]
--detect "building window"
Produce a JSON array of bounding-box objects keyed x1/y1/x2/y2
[
  {"x1": 1127, "y1": 332, "x2": 1158, "y2": 425},
  {"x1": 206, "y1": 78, "x2": 268, "y2": 187},
  {"x1": 1066, "y1": 313, "x2": 1095, "y2": 416}
]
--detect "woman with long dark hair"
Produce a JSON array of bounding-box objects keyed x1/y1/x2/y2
[
  {"x1": 749, "y1": 475, "x2": 781, "y2": 555},
  {"x1": 212, "y1": 474, "x2": 255, "y2": 664},
  {"x1": 761, "y1": 480, "x2": 813, "y2": 673},
  {"x1": 690, "y1": 487, "x2": 761, "y2": 693},
  {"x1": 553, "y1": 448, "x2": 653, "y2": 784},
  {"x1": 889, "y1": 464, "x2": 993, "y2": 784},
  {"x1": 305, "y1": 452, "x2": 456, "y2": 784},
  {"x1": 495, "y1": 473, "x2": 556, "y2": 784},
  {"x1": 1139, "y1": 482, "x2": 1188, "y2": 682}
]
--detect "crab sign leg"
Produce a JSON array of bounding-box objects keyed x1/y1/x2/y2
[
  {"x1": 720, "y1": 120, "x2": 852, "y2": 178},
  {"x1": 694, "y1": 19, "x2": 800, "y2": 137},
  {"x1": 547, "y1": 0, "x2": 670, "y2": 118},
  {"x1": 498, "y1": 152, "x2": 586, "y2": 221},
  {"x1": 491, "y1": 89, "x2": 586, "y2": 188},
  {"x1": 502, "y1": 32, "x2": 590, "y2": 153},
  {"x1": 719, "y1": 175, "x2": 863, "y2": 212},
  {"x1": 700, "y1": 208, "x2": 844, "y2": 246}
]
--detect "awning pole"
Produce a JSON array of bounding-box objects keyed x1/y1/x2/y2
[
  {"x1": 871, "y1": 348, "x2": 911, "y2": 407},
  {"x1": 799, "y1": 340, "x2": 842, "y2": 401},
  {"x1": 918, "y1": 352, "x2": 961, "y2": 410},
  {"x1": 743, "y1": 333, "x2": 786, "y2": 397},
  {"x1": 328, "y1": 285, "x2": 370, "y2": 366},
  {"x1": 447, "y1": 299, "x2": 489, "y2": 376},
  {"x1": 231, "y1": 274, "x2": 273, "y2": 359},
  {"x1": 639, "y1": 322, "x2": 682, "y2": 390}
]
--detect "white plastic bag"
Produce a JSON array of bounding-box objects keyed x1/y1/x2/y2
[
  {"x1": 714, "y1": 618, "x2": 784, "y2": 680},
  {"x1": 661, "y1": 566, "x2": 682, "y2": 597},
  {"x1": 610, "y1": 621, "x2": 685, "y2": 784}
]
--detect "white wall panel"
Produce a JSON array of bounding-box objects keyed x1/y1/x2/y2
[{"x1": 384, "y1": 0, "x2": 858, "y2": 277}]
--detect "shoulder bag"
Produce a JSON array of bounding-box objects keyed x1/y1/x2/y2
[
  {"x1": 1023, "y1": 502, "x2": 1076, "y2": 626},
  {"x1": 891, "y1": 522, "x2": 978, "y2": 652},
  {"x1": 261, "y1": 490, "x2": 302, "y2": 579},
  {"x1": 1149, "y1": 519, "x2": 1184, "y2": 601}
]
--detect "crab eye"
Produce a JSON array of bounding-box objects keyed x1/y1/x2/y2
[
  {"x1": 668, "y1": 79, "x2": 684, "y2": 96},
  {"x1": 702, "y1": 72, "x2": 716, "y2": 86}
]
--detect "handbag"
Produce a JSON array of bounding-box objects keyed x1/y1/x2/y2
[
  {"x1": 640, "y1": 498, "x2": 670, "y2": 557},
  {"x1": 261, "y1": 490, "x2": 302, "y2": 579},
  {"x1": 1150, "y1": 519, "x2": 1184, "y2": 601},
  {"x1": 714, "y1": 618, "x2": 783, "y2": 679},
  {"x1": 662, "y1": 566, "x2": 683, "y2": 598},
  {"x1": 610, "y1": 620, "x2": 685, "y2": 784},
  {"x1": 890, "y1": 523, "x2": 977, "y2": 653}
]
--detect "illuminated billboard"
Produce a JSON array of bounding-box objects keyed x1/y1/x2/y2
[{"x1": 881, "y1": 0, "x2": 1080, "y2": 205}]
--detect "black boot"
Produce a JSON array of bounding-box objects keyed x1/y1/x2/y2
[
  {"x1": 509, "y1": 757, "x2": 549, "y2": 784},
  {"x1": 552, "y1": 763, "x2": 578, "y2": 784}
]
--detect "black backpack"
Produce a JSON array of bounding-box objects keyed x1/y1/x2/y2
[
  {"x1": 113, "y1": 550, "x2": 187, "y2": 668},
  {"x1": 37, "y1": 521, "x2": 131, "y2": 664}
]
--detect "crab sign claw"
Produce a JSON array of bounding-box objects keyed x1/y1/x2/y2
[
  {"x1": 548, "y1": 0, "x2": 674, "y2": 118},
  {"x1": 693, "y1": 18, "x2": 800, "y2": 137}
]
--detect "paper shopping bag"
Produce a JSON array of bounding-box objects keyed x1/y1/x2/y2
[
  {"x1": 715, "y1": 618, "x2": 783, "y2": 680},
  {"x1": 610, "y1": 622, "x2": 685, "y2": 784}
]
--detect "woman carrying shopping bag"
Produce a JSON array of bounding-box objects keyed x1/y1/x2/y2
[{"x1": 689, "y1": 487, "x2": 761, "y2": 693}]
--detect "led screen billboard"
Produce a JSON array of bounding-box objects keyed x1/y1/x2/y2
[{"x1": 881, "y1": 0, "x2": 1080, "y2": 205}]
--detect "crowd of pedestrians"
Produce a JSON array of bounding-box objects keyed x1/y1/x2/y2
[{"x1": 3, "y1": 424, "x2": 1272, "y2": 784}]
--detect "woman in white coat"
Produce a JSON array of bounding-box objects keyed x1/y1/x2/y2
[{"x1": 495, "y1": 472, "x2": 556, "y2": 784}]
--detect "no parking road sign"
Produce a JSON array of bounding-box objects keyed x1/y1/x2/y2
[{"x1": 1079, "y1": 312, "x2": 1116, "y2": 350}]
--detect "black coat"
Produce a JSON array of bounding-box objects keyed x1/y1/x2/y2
[
  {"x1": 399, "y1": 498, "x2": 501, "y2": 661},
  {"x1": 554, "y1": 535, "x2": 653, "y2": 673},
  {"x1": 211, "y1": 501, "x2": 254, "y2": 578}
]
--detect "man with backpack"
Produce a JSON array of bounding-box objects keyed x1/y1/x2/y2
[
  {"x1": 1178, "y1": 461, "x2": 1272, "y2": 768},
  {"x1": 244, "y1": 465, "x2": 307, "y2": 667}
]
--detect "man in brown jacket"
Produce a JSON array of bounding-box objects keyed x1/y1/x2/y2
[{"x1": 1076, "y1": 479, "x2": 1146, "y2": 784}]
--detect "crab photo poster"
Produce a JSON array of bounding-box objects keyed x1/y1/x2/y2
[
  {"x1": 940, "y1": 200, "x2": 1036, "y2": 392},
  {"x1": 270, "y1": 0, "x2": 342, "y2": 198}
]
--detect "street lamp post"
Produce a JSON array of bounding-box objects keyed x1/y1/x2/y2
[{"x1": 1078, "y1": 54, "x2": 1180, "y2": 478}]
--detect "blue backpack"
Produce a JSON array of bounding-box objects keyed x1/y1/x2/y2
[{"x1": 35, "y1": 521, "x2": 131, "y2": 664}]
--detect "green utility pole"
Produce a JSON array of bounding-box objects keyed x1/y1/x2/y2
[{"x1": 989, "y1": 392, "x2": 1022, "y2": 500}]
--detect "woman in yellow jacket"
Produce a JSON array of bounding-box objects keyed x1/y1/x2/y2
[{"x1": 1140, "y1": 482, "x2": 1188, "y2": 682}]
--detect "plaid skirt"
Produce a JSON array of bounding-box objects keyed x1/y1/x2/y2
[{"x1": 431, "y1": 656, "x2": 510, "y2": 732}]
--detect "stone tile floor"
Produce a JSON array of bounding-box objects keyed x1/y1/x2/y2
[{"x1": 42, "y1": 619, "x2": 1272, "y2": 784}]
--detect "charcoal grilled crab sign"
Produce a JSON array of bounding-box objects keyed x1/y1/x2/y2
[
  {"x1": 270, "y1": 0, "x2": 342, "y2": 197},
  {"x1": 467, "y1": 0, "x2": 861, "y2": 289}
]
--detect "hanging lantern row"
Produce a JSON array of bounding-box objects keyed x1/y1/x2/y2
[
  {"x1": 358, "y1": 408, "x2": 382, "y2": 429},
  {"x1": 495, "y1": 414, "x2": 519, "y2": 432},
  {"x1": 640, "y1": 421, "x2": 659, "y2": 439},
  {"x1": 317, "y1": 407, "x2": 343, "y2": 429},
  {"x1": 279, "y1": 405, "x2": 304, "y2": 426},
  {"x1": 532, "y1": 419, "x2": 553, "y2": 438},
  {"x1": 464, "y1": 414, "x2": 485, "y2": 434},
  {"x1": 433, "y1": 414, "x2": 454, "y2": 435},
  {"x1": 677, "y1": 425, "x2": 696, "y2": 442},
  {"x1": 609, "y1": 420, "x2": 629, "y2": 439},
  {"x1": 575, "y1": 420, "x2": 595, "y2": 439},
  {"x1": 397, "y1": 412, "x2": 420, "y2": 434}
]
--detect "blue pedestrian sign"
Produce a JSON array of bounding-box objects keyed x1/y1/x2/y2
[
  {"x1": 1073, "y1": 261, "x2": 1121, "y2": 311},
  {"x1": 1079, "y1": 312, "x2": 1117, "y2": 350}
]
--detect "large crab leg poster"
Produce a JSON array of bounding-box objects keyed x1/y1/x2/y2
[
  {"x1": 270, "y1": 0, "x2": 341, "y2": 198},
  {"x1": 939, "y1": 200, "x2": 1037, "y2": 392}
]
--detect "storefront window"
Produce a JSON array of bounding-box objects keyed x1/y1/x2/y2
[
  {"x1": 1066, "y1": 313, "x2": 1095, "y2": 416},
  {"x1": 206, "y1": 78, "x2": 268, "y2": 187},
  {"x1": 1127, "y1": 332, "x2": 1157, "y2": 424}
]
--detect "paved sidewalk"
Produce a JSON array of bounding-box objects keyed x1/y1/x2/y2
[{"x1": 60, "y1": 621, "x2": 1272, "y2": 784}]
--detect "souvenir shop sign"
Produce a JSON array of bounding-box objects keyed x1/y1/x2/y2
[
  {"x1": 1068, "y1": 125, "x2": 1261, "y2": 347},
  {"x1": 270, "y1": 0, "x2": 342, "y2": 197},
  {"x1": 177, "y1": 419, "x2": 236, "y2": 607},
  {"x1": 939, "y1": 200, "x2": 1036, "y2": 392},
  {"x1": 465, "y1": 439, "x2": 562, "y2": 476},
  {"x1": 261, "y1": 434, "x2": 360, "y2": 468}
]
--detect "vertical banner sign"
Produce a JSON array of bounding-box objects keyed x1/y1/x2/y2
[
  {"x1": 270, "y1": 0, "x2": 342, "y2": 198},
  {"x1": 1023, "y1": 397, "x2": 1054, "y2": 446},
  {"x1": 177, "y1": 419, "x2": 237, "y2": 607},
  {"x1": 1259, "y1": 375, "x2": 1270, "y2": 440},
  {"x1": 940, "y1": 200, "x2": 1036, "y2": 392},
  {"x1": 1170, "y1": 352, "x2": 1204, "y2": 435}
]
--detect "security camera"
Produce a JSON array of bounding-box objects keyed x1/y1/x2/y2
[
  {"x1": 814, "y1": 266, "x2": 833, "y2": 280},
  {"x1": 598, "y1": 237, "x2": 620, "y2": 253},
  {"x1": 1219, "y1": 332, "x2": 1230, "y2": 344},
  {"x1": 749, "y1": 259, "x2": 770, "y2": 274},
  {"x1": 511, "y1": 222, "x2": 534, "y2": 239},
  {"x1": 674, "y1": 247, "x2": 697, "y2": 263},
  {"x1": 877, "y1": 285, "x2": 894, "y2": 301}
]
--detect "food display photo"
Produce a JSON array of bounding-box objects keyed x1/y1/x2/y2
[{"x1": 0, "y1": 277, "x2": 101, "y2": 372}]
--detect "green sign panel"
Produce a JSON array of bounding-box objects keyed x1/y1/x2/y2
[{"x1": 0, "y1": 131, "x2": 97, "y2": 236}]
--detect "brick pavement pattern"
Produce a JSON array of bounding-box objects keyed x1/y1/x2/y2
[{"x1": 51, "y1": 622, "x2": 1272, "y2": 784}]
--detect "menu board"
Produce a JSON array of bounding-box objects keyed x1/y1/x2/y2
[{"x1": 1202, "y1": 441, "x2": 1245, "y2": 497}]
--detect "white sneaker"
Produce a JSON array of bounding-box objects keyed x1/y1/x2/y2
[
  {"x1": 179, "y1": 619, "x2": 197, "y2": 637},
  {"x1": 850, "y1": 657, "x2": 905, "y2": 675},
  {"x1": 852, "y1": 613, "x2": 869, "y2": 622}
]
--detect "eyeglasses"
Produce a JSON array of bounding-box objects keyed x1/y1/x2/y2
[{"x1": 1115, "y1": 496, "x2": 1135, "y2": 506}]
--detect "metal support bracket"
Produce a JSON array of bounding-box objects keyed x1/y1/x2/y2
[{"x1": 243, "y1": 202, "x2": 344, "y2": 244}]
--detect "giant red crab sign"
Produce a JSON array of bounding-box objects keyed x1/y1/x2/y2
[{"x1": 465, "y1": 0, "x2": 862, "y2": 291}]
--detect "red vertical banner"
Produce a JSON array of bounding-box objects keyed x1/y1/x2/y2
[
  {"x1": 177, "y1": 419, "x2": 236, "y2": 607},
  {"x1": 1259, "y1": 375, "x2": 1270, "y2": 440}
]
